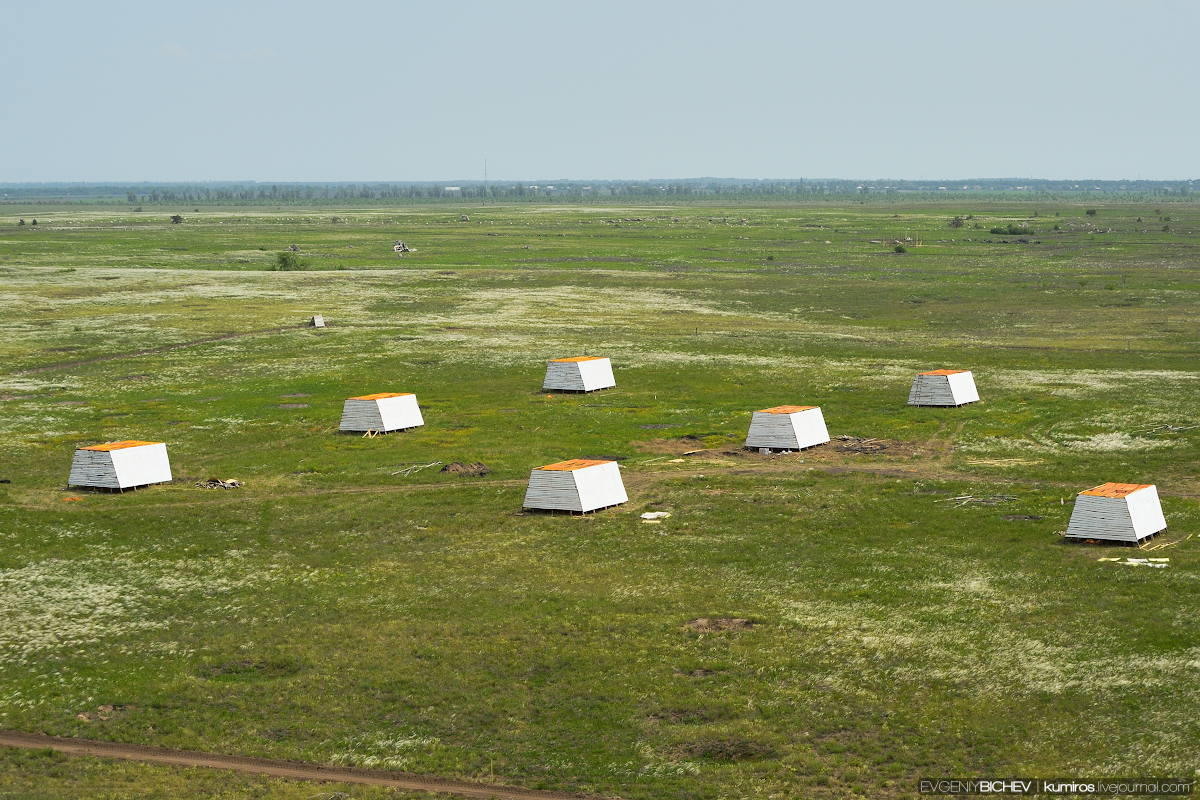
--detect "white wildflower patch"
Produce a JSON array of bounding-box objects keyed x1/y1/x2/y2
[
  {"x1": 961, "y1": 430, "x2": 1175, "y2": 455},
  {"x1": 774, "y1": 590, "x2": 1200, "y2": 697},
  {"x1": 329, "y1": 732, "x2": 442, "y2": 770},
  {"x1": 987, "y1": 368, "x2": 1199, "y2": 395},
  {"x1": 0, "y1": 551, "x2": 311, "y2": 668},
  {"x1": 0, "y1": 559, "x2": 167, "y2": 666},
  {"x1": 1059, "y1": 432, "x2": 1176, "y2": 452}
]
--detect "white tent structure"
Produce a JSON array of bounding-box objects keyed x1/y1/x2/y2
[
  {"x1": 68, "y1": 440, "x2": 173, "y2": 490},
  {"x1": 542, "y1": 357, "x2": 616, "y2": 393},
  {"x1": 907, "y1": 369, "x2": 980, "y2": 407},
  {"x1": 522, "y1": 459, "x2": 628, "y2": 513},
  {"x1": 1065, "y1": 483, "x2": 1168, "y2": 543},
  {"x1": 745, "y1": 406, "x2": 830, "y2": 452},
  {"x1": 339, "y1": 392, "x2": 424, "y2": 433}
]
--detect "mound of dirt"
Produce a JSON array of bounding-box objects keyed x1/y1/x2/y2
[
  {"x1": 685, "y1": 618, "x2": 755, "y2": 632},
  {"x1": 1002, "y1": 514, "x2": 1044, "y2": 521},
  {"x1": 441, "y1": 461, "x2": 491, "y2": 477}
]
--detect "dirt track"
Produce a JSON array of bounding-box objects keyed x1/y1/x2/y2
[{"x1": 0, "y1": 729, "x2": 605, "y2": 799}]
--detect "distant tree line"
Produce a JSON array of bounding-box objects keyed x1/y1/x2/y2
[{"x1": 1, "y1": 178, "x2": 1195, "y2": 206}]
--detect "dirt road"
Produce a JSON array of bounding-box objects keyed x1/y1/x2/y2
[{"x1": 0, "y1": 729, "x2": 604, "y2": 799}]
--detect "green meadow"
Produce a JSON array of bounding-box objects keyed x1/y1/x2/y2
[{"x1": 0, "y1": 202, "x2": 1197, "y2": 798}]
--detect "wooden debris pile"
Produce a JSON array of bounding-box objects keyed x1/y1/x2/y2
[
  {"x1": 391, "y1": 461, "x2": 442, "y2": 477},
  {"x1": 836, "y1": 435, "x2": 886, "y2": 453},
  {"x1": 937, "y1": 494, "x2": 1016, "y2": 507},
  {"x1": 196, "y1": 477, "x2": 244, "y2": 489}
]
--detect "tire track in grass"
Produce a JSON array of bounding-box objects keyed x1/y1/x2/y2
[{"x1": 0, "y1": 729, "x2": 606, "y2": 800}]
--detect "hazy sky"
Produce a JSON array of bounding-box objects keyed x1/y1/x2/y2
[{"x1": 3, "y1": 1, "x2": 1197, "y2": 182}]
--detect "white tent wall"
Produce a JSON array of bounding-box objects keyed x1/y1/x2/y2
[
  {"x1": 790, "y1": 408, "x2": 830, "y2": 449},
  {"x1": 110, "y1": 443, "x2": 173, "y2": 488},
  {"x1": 946, "y1": 371, "x2": 980, "y2": 405},
  {"x1": 376, "y1": 394, "x2": 424, "y2": 431},
  {"x1": 1126, "y1": 486, "x2": 1168, "y2": 539},
  {"x1": 576, "y1": 358, "x2": 616, "y2": 391},
  {"x1": 570, "y1": 461, "x2": 628, "y2": 512}
]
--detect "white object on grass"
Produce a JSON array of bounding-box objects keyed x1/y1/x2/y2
[
  {"x1": 523, "y1": 459, "x2": 627, "y2": 513},
  {"x1": 907, "y1": 369, "x2": 980, "y2": 407},
  {"x1": 340, "y1": 392, "x2": 424, "y2": 433},
  {"x1": 542, "y1": 357, "x2": 616, "y2": 392},
  {"x1": 745, "y1": 405, "x2": 830, "y2": 451},
  {"x1": 1065, "y1": 483, "x2": 1167, "y2": 544},
  {"x1": 68, "y1": 441, "x2": 173, "y2": 490}
]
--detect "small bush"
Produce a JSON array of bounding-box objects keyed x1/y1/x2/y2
[
  {"x1": 1086, "y1": 209, "x2": 1097, "y2": 216},
  {"x1": 767, "y1": 255, "x2": 774, "y2": 261},
  {"x1": 17, "y1": 219, "x2": 24, "y2": 226},
  {"x1": 990, "y1": 224, "x2": 1034, "y2": 236},
  {"x1": 894, "y1": 244, "x2": 907, "y2": 253},
  {"x1": 1053, "y1": 224, "x2": 1061, "y2": 231},
  {"x1": 949, "y1": 216, "x2": 965, "y2": 229},
  {"x1": 275, "y1": 252, "x2": 306, "y2": 271},
  {"x1": 1162, "y1": 225, "x2": 1170, "y2": 232}
]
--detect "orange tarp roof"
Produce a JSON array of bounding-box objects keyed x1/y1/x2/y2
[
  {"x1": 759, "y1": 405, "x2": 816, "y2": 414},
  {"x1": 1081, "y1": 483, "x2": 1153, "y2": 498},
  {"x1": 348, "y1": 392, "x2": 413, "y2": 401},
  {"x1": 79, "y1": 440, "x2": 160, "y2": 451},
  {"x1": 550, "y1": 356, "x2": 606, "y2": 363},
  {"x1": 538, "y1": 459, "x2": 611, "y2": 471},
  {"x1": 919, "y1": 369, "x2": 969, "y2": 376}
]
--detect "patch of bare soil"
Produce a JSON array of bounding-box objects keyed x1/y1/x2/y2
[
  {"x1": 1002, "y1": 515, "x2": 1044, "y2": 521},
  {"x1": 278, "y1": 403, "x2": 309, "y2": 409},
  {"x1": 685, "y1": 618, "x2": 755, "y2": 632},
  {"x1": 441, "y1": 461, "x2": 491, "y2": 477}
]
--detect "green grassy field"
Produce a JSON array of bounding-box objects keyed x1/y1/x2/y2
[{"x1": 0, "y1": 201, "x2": 1197, "y2": 799}]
